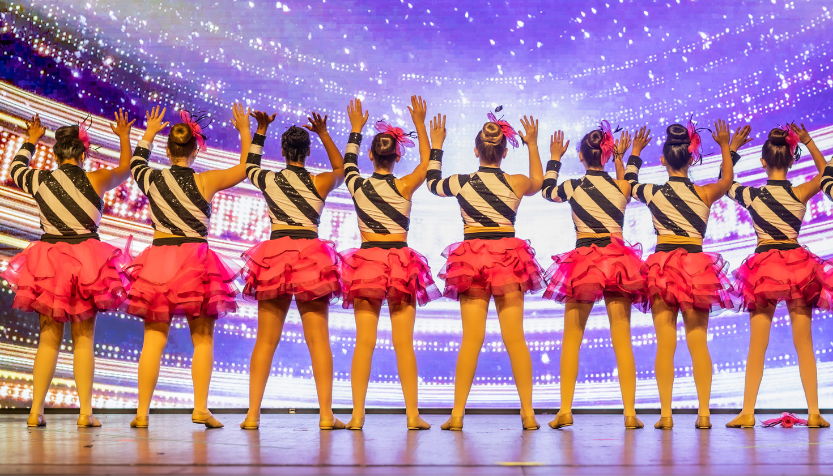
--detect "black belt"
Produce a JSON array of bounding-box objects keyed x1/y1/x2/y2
[
  {"x1": 152, "y1": 237, "x2": 207, "y2": 247},
  {"x1": 755, "y1": 243, "x2": 800, "y2": 254},
  {"x1": 361, "y1": 241, "x2": 408, "y2": 250},
  {"x1": 40, "y1": 233, "x2": 100, "y2": 244},
  {"x1": 655, "y1": 243, "x2": 703, "y2": 253},
  {"x1": 576, "y1": 237, "x2": 611, "y2": 248},
  {"x1": 463, "y1": 231, "x2": 516, "y2": 241},
  {"x1": 270, "y1": 229, "x2": 318, "y2": 240}
]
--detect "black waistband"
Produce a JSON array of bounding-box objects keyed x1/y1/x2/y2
[
  {"x1": 755, "y1": 243, "x2": 800, "y2": 254},
  {"x1": 464, "y1": 231, "x2": 516, "y2": 241},
  {"x1": 361, "y1": 241, "x2": 408, "y2": 250},
  {"x1": 655, "y1": 243, "x2": 703, "y2": 253},
  {"x1": 152, "y1": 237, "x2": 207, "y2": 247},
  {"x1": 576, "y1": 237, "x2": 611, "y2": 248},
  {"x1": 270, "y1": 229, "x2": 318, "y2": 240},
  {"x1": 40, "y1": 233, "x2": 100, "y2": 244}
]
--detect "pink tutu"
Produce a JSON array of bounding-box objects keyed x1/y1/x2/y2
[
  {"x1": 641, "y1": 249, "x2": 735, "y2": 313},
  {"x1": 732, "y1": 247, "x2": 825, "y2": 311},
  {"x1": 0, "y1": 237, "x2": 133, "y2": 322},
  {"x1": 544, "y1": 236, "x2": 646, "y2": 305},
  {"x1": 124, "y1": 242, "x2": 240, "y2": 322},
  {"x1": 340, "y1": 246, "x2": 441, "y2": 308},
  {"x1": 241, "y1": 237, "x2": 341, "y2": 303},
  {"x1": 439, "y1": 237, "x2": 545, "y2": 300}
]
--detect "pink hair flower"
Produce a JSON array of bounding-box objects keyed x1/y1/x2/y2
[
  {"x1": 487, "y1": 112, "x2": 519, "y2": 148},
  {"x1": 180, "y1": 110, "x2": 208, "y2": 152},
  {"x1": 374, "y1": 121, "x2": 416, "y2": 156}
]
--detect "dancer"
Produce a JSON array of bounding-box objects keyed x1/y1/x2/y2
[
  {"x1": 427, "y1": 111, "x2": 545, "y2": 431},
  {"x1": 126, "y1": 104, "x2": 252, "y2": 429},
  {"x1": 340, "y1": 96, "x2": 441, "y2": 430},
  {"x1": 626, "y1": 120, "x2": 742, "y2": 430},
  {"x1": 726, "y1": 123, "x2": 830, "y2": 429},
  {"x1": 3, "y1": 112, "x2": 135, "y2": 428},
  {"x1": 239, "y1": 111, "x2": 345, "y2": 430},
  {"x1": 542, "y1": 123, "x2": 646, "y2": 429}
]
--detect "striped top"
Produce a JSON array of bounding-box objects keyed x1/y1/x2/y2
[
  {"x1": 344, "y1": 133, "x2": 411, "y2": 234},
  {"x1": 541, "y1": 160, "x2": 626, "y2": 234},
  {"x1": 10, "y1": 141, "x2": 103, "y2": 236},
  {"x1": 726, "y1": 178, "x2": 806, "y2": 241},
  {"x1": 131, "y1": 140, "x2": 212, "y2": 238},
  {"x1": 426, "y1": 153, "x2": 520, "y2": 228},
  {"x1": 821, "y1": 158, "x2": 833, "y2": 201},
  {"x1": 246, "y1": 133, "x2": 324, "y2": 230},
  {"x1": 625, "y1": 155, "x2": 710, "y2": 238}
]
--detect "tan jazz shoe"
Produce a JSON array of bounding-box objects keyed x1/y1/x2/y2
[
  {"x1": 624, "y1": 416, "x2": 644, "y2": 429},
  {"x1": 725, "y1": 414, "x2": 756, "y2": 428},
  {"x1": 345, "y1": 416, "x2": 365, "y2": 430},
  {"x1": 407, "y1": 416, "x2": 431, "y2": 430},
  {"x1": 130, "y1": 415, "x2": 149, "y2": 428},
  {"x1": 193, "y1": 410, "x2": 224, "y2": 429},
  {"x1": 319, "y1": 418, "x2": 346, "y2": 430},
  {"x1": 77, "y1": 414, "x2": 102, "y2": 428},
  {"x1": 654, "y1": 416, "x2": 673, "y2": 430},
  {"x1": 807, "y1": 414, "x2": 830, "y2": 428},
  {"x1": 522, "y1": 415, "x2": 540, "y2": 430},
  {"x1": 240, "y1": 417, "x2": 260, "y2": 430},
  {"x1": 695, "y1": 416, "x2": 712, "y2": 429},
  {"x1": 548, "y1": 412, "x2": 573, "y2": 429},
  {"x1": 440, "y1": 415, "x2": 464, "y2": 431},
  {"x1": 26, "y1": 414, "x2": 46, "y2": 428}
]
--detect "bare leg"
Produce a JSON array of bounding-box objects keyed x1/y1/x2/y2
[
  {"x1": 651, "y1": 296, "x2": 678, "y2": 418},
  {"x1": 188, "y1": 316, "x2": 216, "y2": 414},
  {"x1": 136, "y1": 321, "x2": 171, "y2": 417},
  {"x1": 298, "y1": 298, "x2": 336, "y2": 421},
  {"x1": 740, "y1": 305, "x2": 775, "y2": 415},
  {"x1": 450, "y1": 294, "x2": 489, "y2": 418},
  {"x1": 682, "y1": 309, "x2": 711, "y2": 417},
  {"x1": 246, "y1": 299, "x2": 291, "y2": 421},
  {"x1": 787, "y1": 303, "x2": 819, "y2": 414},
  {"x1": 605, "y1": 295, "x2": 637, "y2": 417},
  {"x1": 494, "y1": 291, "x2": 535, "y2": 422},
  {"x1": 350, "y1": 298, "x2": 381, "y2": 424},
  {"x1": 70, "y1": 316, "x2": 97, "y2": 416},
  {"x1": 30, "y1": 314, "x2": 65, "y2": 419},
  {"x1": 390, "y1": 301, "x2": 428, "y2": 428},
  {"x1": 559, "y1": 302, "x2": 592, "y2": 415}
]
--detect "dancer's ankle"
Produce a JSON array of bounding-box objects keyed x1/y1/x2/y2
[{"x1": 319, "y1": 409, "x2": 335, "y2": 420}]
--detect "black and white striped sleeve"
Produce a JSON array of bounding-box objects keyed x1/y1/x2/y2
[
  {"x1": 130, "y1": 140, "x2": 154, "y2": 195},
  {"x1": 541, "y1": 160, "x2": 570, "y2": 203},
  {"x1": 10, "y1": 141, "x2": 44, "y2": 195},
  {"x1": 625, "y1": 155, "x2": 654, "y2": 205},
  {"x1": 726, "y1": 181, "x2": 757, "y2": 209},
  {"x1": 343, "y1": 132, "x2": 364, "y2": 196},
  {"x1": 820, "y1": 158, "x2": 833, "y2": 201},
  {"x1": 245, "y1": 133, "x2": 274, "y2": 189},
  {"x1": 426, "y1": 149, "x2": 460, "y2": 197}
]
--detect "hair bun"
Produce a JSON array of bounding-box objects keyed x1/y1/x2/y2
[
  {"x1": 373, "y1": 134, "x2": 398, "y2": 156},
  {"x1": 54, "y1": 125, "x2": 81, "y2": 143},
  {"x1": 284, "y1": 126, "x2": 309, "y2": 147},
  {"x1": 665, "y1": 124, "x2": 690, "y2": 146},
  {"x1": 768, "y1": 128, "x2": 789, "y2": 146},
  {"x1": 481, "y1": 122, "x2": 504, "y2": 145},
  {"x1": 585, "y1": 129, "x2": 604, "y2": 150}
]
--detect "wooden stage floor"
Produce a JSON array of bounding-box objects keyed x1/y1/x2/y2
[{"x1": 1, "y1": 413, "x2": 831, "y2": 475}]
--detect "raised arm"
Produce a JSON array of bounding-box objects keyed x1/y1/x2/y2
[
  {"x1": 10, "y1": 114, "x2": 47, "y2": 195},
  {"x1": 792, "y1": 123, "x2": 825, "y2": 203},
  {"x1": 303, "y1": 112, "x2": 344, "y2": 197},
  {"x1": 511, "y1": 115, "x2": 543, "y2": 197},
  {"x1": 87, "y1": 109, "x2": 136, "y2": 195},
  {"x1": 244, "y1": 110, "x2": 275, "y2": 193},
  {"x1": 541, "y1": 130, "x2": 570, "y2": 203},
  {"x1": 343, "y1": 98, "x2": 370, "y2": 196},
  {"x1": 398, "y1": 95, "x2": 431, "y2": 199},
  {"x1": 613, "y1": 129, "x2": 632, "y2": 198},
  {"x1": 425, "y1": 113, "x2": 459, "y2": 198},
  {"x1": 130, "y1": 106, "x2": 169, "y2": 195},
  {"x1": 694, "y1": 120, "x2": 736, "y2": 206},
  {"x1": 625, "y1": 126, "x2": 653, "y2": 204},
  {"x1": 196, "y1": 102, "x2": 253, "y2": 200}
]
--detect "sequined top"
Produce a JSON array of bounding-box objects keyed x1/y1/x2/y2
[{"x1": 542, "y1": 161, "x2": 626, "y2": 234}]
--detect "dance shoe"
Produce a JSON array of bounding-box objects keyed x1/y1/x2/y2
[
  {"x1": 77, "y1": 414, "x2": 102, "y2": 428},
  {"x1": 345, "y1": 416, "x2": 365, "y2": 430},
  {"x1": 624, "y1": 416, "x2": 644, "y2": 429},
  {"x1": 654, "y1": 417, "x2": 673, "y2": 430},
  {"x1": 725, "y1": 414, "x2": 756, "y2": 428},
  {"x1": 522, "y1": 415, "x2": 540, "y2": 430},
  {"x1": 807, "y1": 414, "x2": 830, "y2": 428},
  {"x1": 695, "y1": 416, "x2": 712, "y2": 429},
  {"x1": 26, "y1": 414, "x2": 46, "y2": 428},
  {"x1": 406, "y1": 416, "x2": 431, "y2": 430},
  {"x1": 319, "y1": 418, "x2": 346, "y2": 430},
  {"x1": 240, "y1": 417, "x2": 260, "y2": 430},
  {"x1": 548, "y1": 412, "x2": 573, "y2": 429},
  {"x1": 130, "y1": 416, "x2": 149, "y2": 428},
  {"x1": 193, "y1": 410, "x2": 224, "y2": 429},
  {"x1": 440, "y1": 416, "x2": 464, "y2": 431}
]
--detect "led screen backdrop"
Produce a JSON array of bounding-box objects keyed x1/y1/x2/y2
[{"x1": 0, "y1": 0, "x2": 832, "y2": 411}]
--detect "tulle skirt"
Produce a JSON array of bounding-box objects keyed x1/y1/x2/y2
[
  {"x1": 544, "y1": 236, "x2": 646, "y2": 305},
  {"x1": 732, "y1": 247, "x2": 826, "y2": 311},
  {"x1": 641, "y1": 248, "x2": 735, "y2": 313},
  {"x1": 241, "y1": 237, "x2": 341, "y2": 303},
  {"x1": 0, "y1": 237, "x2": 133, "y2": 322},
  {"x1": 124, "y1": 243, "x2": 240, "y2": 322},
  {"x1": 340, "y1": 246, "x2": 441, "y2": 308},
  {"x1": 439, "y1": 237, "x2": 545, "y2": 300}
]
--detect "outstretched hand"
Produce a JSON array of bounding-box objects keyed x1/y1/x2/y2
[
  {"x1": 24, "y1": 114, "x2": 46, "y2": 143},
  {"x1": 729, "y1": 124, "x2": 753, "y2": 151},
  {"x1": 614, "y1": 130, "x2": 632, "y2": 160},
  {"x1": 632, "y1": 126, "x2": 652, "y2": 156},
  {"x1": 110, "y1": 109, "x2": 136, "y2": 139},
  {"x1": 518, "y1": 115, "x2": 538, "y2": 146},
  {"x1": 430, "y1": 113, "x2": 446, "y2": 149},
  {"x1": 251, "y1": 110, "x2": 277, "y2": 135},
  {"x1": 348, "y1": 98, "x2": 370, "y2": 133},
  {"x1": 303, "y1": 112, "x2": 329, "y2": 136},
  {"x1": 549, "y1": 130, "x2": 570, "y2": 161},
  {"x1": 791, "y1": 123, "x2": 812, "y2": 145},
  {"x1": 408, "y1": 95, "x2": 427, "y2": 125},
  {"x1": 230, "y1": 102, "x2": 251, "y2": 134},
  {"x1": 143, "y1": 106, "x2": 169, "y2": 140},
  {"x1": 712, "y1": 119, "x2": 731, "y2": 147}
]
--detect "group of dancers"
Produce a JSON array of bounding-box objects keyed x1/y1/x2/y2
[{"x1": 4, "y1": 95, "x2": 832, "y2": 432}]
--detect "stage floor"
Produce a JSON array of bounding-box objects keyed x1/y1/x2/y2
[{"x1": 1, "y1": 413, "x2": 831, "y2": 475}]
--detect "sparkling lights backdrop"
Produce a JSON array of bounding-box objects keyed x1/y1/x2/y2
[{"x1": 1, "y1": 0, "x2": 833, "y2": 410}]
